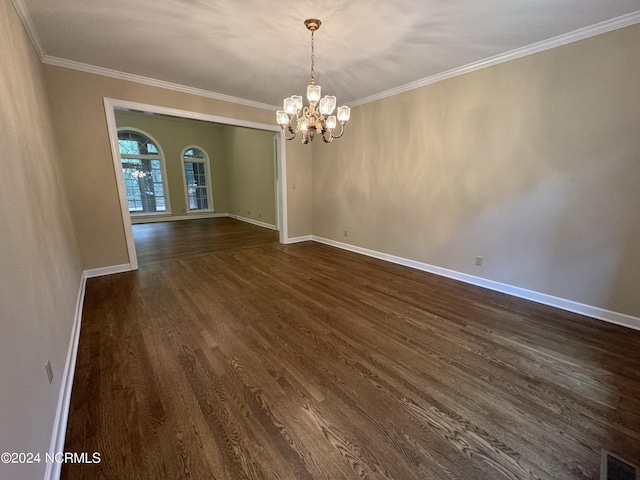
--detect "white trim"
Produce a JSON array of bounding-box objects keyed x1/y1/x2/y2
[
  {"x1": 277, "y1": 133, "x2": 288, "y2": 243},
  {"x1": 284, "y1": 235, "x2": 312, "y2": 244},
  {"x1": 84, "y1": 263, "x2": 132, "y2": 279},
  {"x1": 348, "y1": 11, "x2": 640, "y2": 107},
  {"x1": 130, "y1": 212, "x2": 173, "y2": 220},
  {"x1": 108, "y1": 98, "x2": 281, "y2": 133},
  {"x1": 132, "y1": 212, "x2": 227, "y2": 224},
  {"x1": 311, "y1": 236, "x2": 640, "y2": 332},
  {"x1": 12, "y1": 0, "x2": 640, "y2": 112},
  {"x1": 180, "y1": 145, "x2": 214, "y2": 213},
  {"x1": 273, "y1": 136, "x2": 281, "y2": 234},
  {"x1": 228, "y1": 214, "x2": 277, "y2": 231},
  {"x1": 44, "y1": 273, "x2": 87, "y2": 480},
  {"x1": 104, "y1": 100, "x2": 139, "y2": 270},
  {"x1": 43, "y1": 56, "x2": 279, "y2": 111},
  {"x1": 10, "y1": 0, "x2": 46, "y2": 60}
]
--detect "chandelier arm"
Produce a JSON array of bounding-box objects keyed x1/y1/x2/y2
[
  {"x1": 328, "y1": 123, "x2": 346, "y2": 139},
  {"x1": 280, "y1": 128, "x2": 299, "y2": 141}
]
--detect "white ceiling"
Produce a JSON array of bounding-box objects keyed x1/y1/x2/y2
[{"x1": 18, "y1": 0, "x2": 640, "y2": 108}]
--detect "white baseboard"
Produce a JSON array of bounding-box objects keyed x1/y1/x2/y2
[
  {"x1": 84, "y1": 263, "x2": 132, "y2": 278},
  {"x1": 131, "y1": 212, "x2": 227, "y2": 224},
  {"x1": 131, "y1": 212, "x2": 278, "y2": 230},
  {"x1": 41, "y1": 236, "x2": 639, "y2": 480},
  {"x1": 228, "y1": 214, "x2": 277, "y2": 230},
  {"x1": 284, "y1": 235, "x2": 312, "y2": 244},
  {"x1": 44, "y1": 273, "x2": 87, "y2": 480},
  {"x1": 311, "y1": 236, "x2": 640, "y2": 332}
]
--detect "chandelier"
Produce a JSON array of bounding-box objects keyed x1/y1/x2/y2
[
  {"x1": 276, "y1": 19, "x2": 351, "y2": 144},
  {"x1": 130, "y1": 168, "x2": 147, "y2": 179}
]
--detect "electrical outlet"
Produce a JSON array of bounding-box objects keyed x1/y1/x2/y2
[
  {"x1": 247, "y1": 211, "x2": 251, "y2": 216},
  {"x1": 344, "y1": 230, "x2": 348, "y2": 237},
  {"x1": 45, "y1": 361, "x2": 53, "y2": 384},
  {"x1": 475, "y1": 256, "x2": 483, "y2": 266},
  {"x1": 258, "y1": 213, "x2": 261, "y2": 218}
]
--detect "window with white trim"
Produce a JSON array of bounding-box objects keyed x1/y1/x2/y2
[
  {"x1": 118, "y1": 131, "x2": 168, "y2": 215},
  {"x1": 182, "y1": 147, "x2": 212, "y2": 211}
]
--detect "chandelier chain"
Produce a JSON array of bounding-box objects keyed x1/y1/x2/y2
[{"x1": 310, "y1": 30, "x2": 315, "y2": 81}]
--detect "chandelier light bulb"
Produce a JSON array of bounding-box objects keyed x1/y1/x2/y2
[
  {"x1": 326, "y1": 115, "x2": 337, "y2": 130},
  {"x1": 284, "y1": 97, "x2": 297, "y2": 115},
  {"x1": 325, "y1": 96, "x2": 336, "y2": 114},
  {"x1": 319, "y1": 97, "x2": 331, "y2": 115},
  {"x1": 307, "y1": 84, "x2": 321, "y2": 103},
  {"x1": 276, "y1": 110, "x2": 289, "y2": 125},
  {"x1": 319, "y1": 95, "x2": 337, "y2": 115},
  {"x1": 337, "y1": 106, "x2": 351, "y2": 123}
]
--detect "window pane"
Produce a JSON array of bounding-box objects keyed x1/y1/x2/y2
[
  {"x1": 119, "y1": 139, "x2": 139, "y2": 155},
  {"x1": 122, "y1": 154, "x2": 166, "y2": 214},
  {"x1": 118, "y1": 132, "x2": 159, "y2": 156},
  {"x1": 183, "y1": 152, "x2": 210, "y2": 211},
  {"x1": 198, "y1": 192, "x2": 208, "y2": 210},
  {"x1": 184, "y1": 148, "x2": 205, "y2": 159}
]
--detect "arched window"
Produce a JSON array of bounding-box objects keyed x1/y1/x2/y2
[
  {"x1": 182, "y1": 146, "x2": 213, "y2": 212},
  {"x1": 118, "y1": 130, "x2": 169, "y2": 215}
]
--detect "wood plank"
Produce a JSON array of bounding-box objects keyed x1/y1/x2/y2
[{"x1": 62, "y1": 218, "x2": 640, "y2": 479}]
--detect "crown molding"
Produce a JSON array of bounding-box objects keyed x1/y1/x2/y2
[
  {"x1": 11, "y1": 0, "x2": 640, "y2": 112},
  {"x1": 349, "y1": 10, "x2": 640, "y2": 108},
  {"x1": 10, "y1": 0, "x2": 46, "y2": 60},
  {"x1": 11, "y1": 0, "x2": 278, "y2": 111},
  {"x1": 43, "y1": 56, "x2": 279, "y2": 111}
]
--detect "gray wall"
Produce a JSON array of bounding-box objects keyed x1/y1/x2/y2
[
  {"x1": 0, "y1": 0, "x2": 83, "y2": 478},
  {"x1": 312, "y1": 24, "x2": 640, "y2": 318}
]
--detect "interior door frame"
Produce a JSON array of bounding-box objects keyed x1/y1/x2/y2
[{"x1": 103, "y1": 97, "x2": 288, "y2": 270}]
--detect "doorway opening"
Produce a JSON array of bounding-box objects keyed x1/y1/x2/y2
[{"x1": 104, "y1": 98, "x2": 288, "y2": 270}]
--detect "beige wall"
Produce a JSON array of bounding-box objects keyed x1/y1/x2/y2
[
  {"x1": 224, "y1": 126, "x2": 277, "y2": 225},
  {"x1": 114, "y1": 110, "x2": 230, "y2": 216},
  {"x1": 0, "y1": 0, "x2": 83, "y2": 478},
  {"x1": 285, "y1": 138, "x2": 313, "y2": 238},
  {"x1": 312, "y1": 24, "x2": 640, "y2": 318},
  {"x1": 44, "y1": 65, "x2": 312, "y2": 269}
]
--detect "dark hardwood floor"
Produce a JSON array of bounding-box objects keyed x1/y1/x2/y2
[{"x1": 62, "y1": 217, "x2": 640, "y2": 479}]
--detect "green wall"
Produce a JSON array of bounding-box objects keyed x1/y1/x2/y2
[
  {"x1": 115, "y1": 110, "x2": 277, "y2": 226},
  {"x1": 224, "y1": 126, "x2": 277, "y2": 225}
]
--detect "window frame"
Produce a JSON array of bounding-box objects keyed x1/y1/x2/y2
[
  {"x1": 180, "y1": 145, "x2": 214, "y2": 214},
  {"x1": 117, "y1": 127, "x2": 172, "y2": 217}
]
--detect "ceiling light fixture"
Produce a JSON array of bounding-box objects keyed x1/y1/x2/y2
[{"x1": 277, "y1": 19, "x2": 351, "y2": 144}]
